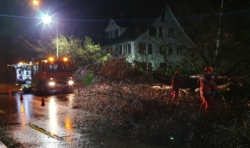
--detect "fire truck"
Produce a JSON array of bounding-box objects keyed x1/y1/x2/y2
[{"x1": 8, "y1": 57, "x2": 74, "y2": 94}]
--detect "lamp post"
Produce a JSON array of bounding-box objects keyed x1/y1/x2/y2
[{"x1": 41, "y1": 14, "x2": 59, "y2": 58}]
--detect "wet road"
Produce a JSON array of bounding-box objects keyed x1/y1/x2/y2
[
  {"x1": 0, "y1": 85, "x2": 161, "y2": 148},
  {"x1": 0, "y1": 91, "x2": 94, "y2": 147}
]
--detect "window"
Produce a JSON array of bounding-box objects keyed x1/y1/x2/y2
[
  {"x1": 159, "y1": 45, "x2": 167, "y2": 55},
  {"x1": 177, "y1": 45, "x2": 184, "y2": 55},
  {"x1": 148, "y1": 44, "x2": 152, "y2": 54},
  {"x1": 158, "y1": 27, "x2": 162, "y2": 37},
  {"x1": 115, "y1": 29, "x2": 118, "y2": 38},
  {"x1": 119, "y1": 45, "x2": 122, "y2": 54},
  {"x1": 149, "y1": 26, "x2": 156, "y2": 36},
  {"x1": 115, "y1": 45, "x2": 122, "y2": 56},
  {"x1": 138, "y1": 43, "x2": 146, "y2": 54},
  {"x1": 32, "y1": 64, "x2": 39, "y2": 76},
  {"x1": 46, "y1": 62, "x2": 71, "y2": 72},
  {"x1": 168, "y1": 28, "x2": 175, "y2": 37},
  {"x1": 124, "y1": 44, "x2": 127, "y2": 54},
  {"x1": 124, "y1": 44, "x2": 131, "y2": 54},
  {"x1": 168, "y1": 46, "x2": 173, "y2": 55},
  {"x1": 128, "y1": 44, "x2": 131, "y2": 54},
  {"x1": 148, "y1": 63, "x2": 152, "y2": 70},
  {"x1": 159, "y1": 44, "x2": 172, "y2": 55}
]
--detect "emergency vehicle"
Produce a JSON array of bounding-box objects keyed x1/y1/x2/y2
[{"x1": 8, "y1": 57, "x2": 74, "y2": 94}]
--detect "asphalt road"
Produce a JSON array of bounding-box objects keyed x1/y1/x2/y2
[
  {"x1": 0, "y1": 83, "x2": 20, "y2": 94},
  {"x1": 0, "y1": 84, "x2": 98, "y2": 147},
  {"x1": 0, "y1": 84, "x2": 160, "y2": 148}
]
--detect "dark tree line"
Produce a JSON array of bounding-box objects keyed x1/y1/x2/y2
[{"x1": 177, "y1": 0, "x2": 250, "y2": 76}]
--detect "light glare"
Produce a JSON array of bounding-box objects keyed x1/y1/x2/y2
[
  {"x1": 48, "y1": 57, "x2": 54, "y2": 61},
  {"x1": 32, "y1": 0, "x2": 39, "y2": 6},
  {"x1": 48, "y1": 81, "x2": 55, "y2": 86},
  {"x1": 63, "y1": 57, "x2": 68, "y2": 62},
  {"x1": 42, "y1": 14, "x2": 52, "y2": 24},
  {"x1": 68, "y1": 80, "x2": 74, "y2": 85}
]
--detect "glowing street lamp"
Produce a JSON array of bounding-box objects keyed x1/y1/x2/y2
[
  {"x1": 41, "y1": 14, "x2": 51, "y2": 25},
  {"x1": 32, "y1": 0, "x2": 40, "y2": 7},
  {"x1": 41, "y1": 14, "x2": 59, "y2": 58}
]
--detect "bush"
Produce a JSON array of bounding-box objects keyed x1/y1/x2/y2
[{"x1": 82, "y1": 70, "x2": 94, "y2": 86}]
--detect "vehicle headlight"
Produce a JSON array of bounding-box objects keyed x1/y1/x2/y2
[
  {"x1": 68, "y1": 80, "x2": 74, "y2": 85},
  {"x1": 48, "y1": 81, "x2": 55, "y2": 86}
]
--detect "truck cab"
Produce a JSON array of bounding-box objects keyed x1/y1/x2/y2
[{"x1": 8, "y1": 57, "x2": 74, "y2": 95}]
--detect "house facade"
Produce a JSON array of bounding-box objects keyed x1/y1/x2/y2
[{"x1": 101, "y1": 5, "x2": 195, "y2": 70}]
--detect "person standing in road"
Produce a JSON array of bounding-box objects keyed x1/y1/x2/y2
[
  {"x1": 198, "y1": 66, "x2": 218, "y2": 112},
  {"x1": 171, "y1": 71, "x2": 183, "y2": 100}
]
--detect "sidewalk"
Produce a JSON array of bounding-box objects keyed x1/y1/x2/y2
[{"x1": 0, "y1": 83, "x2": 21, "y2": 94}]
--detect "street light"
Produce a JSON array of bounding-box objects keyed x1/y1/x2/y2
[
  {"x1": 41, "y1": 14, "x2": 59, "y2": 58},
  {"x1": 41, "y1": 14, "x2": 51, "y2": 25},
  {"x1": 32, "y1": 0, "x2": 40, "y2": 7}
]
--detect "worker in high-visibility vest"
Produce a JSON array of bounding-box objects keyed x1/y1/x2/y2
[
  {"x1": 171, "y1": 71, "x2": 183, "y2": 100},
  {"x1": 198, "y1": 66, "x2": 218, "y2": 111}
]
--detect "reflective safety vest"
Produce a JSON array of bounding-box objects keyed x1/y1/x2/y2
[{"x1": 198, "y1": 75, "x2": 218, "y2": 93}]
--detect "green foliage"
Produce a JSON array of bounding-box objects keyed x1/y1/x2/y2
[
  {"x1": 100, "y1": 53, "x2": 112, "y2": 64},
  {"x1": 81, "y1": 36, "x2": 102, "y2": 65},
  {"x1": 82, "y1": 70, "x2": 94, "y2": 86},
  {"x1": 51, "y1": 35, "x2": 82, "y2": 66},
  {"x1": 50, "y1": 35, "x2": 109, "y2": 69}
]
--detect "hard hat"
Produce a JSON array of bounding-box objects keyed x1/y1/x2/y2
[{"x1": 204, "y1": 66, "x2": 213, "y2": 72}]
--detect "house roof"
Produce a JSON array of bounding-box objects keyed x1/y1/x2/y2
[
  {"x1": 100, "y1": 18, "x2": 156, "y2": 46},
  {"x1": 100, "y1": 4, "x2": 194, "y2": 47}
]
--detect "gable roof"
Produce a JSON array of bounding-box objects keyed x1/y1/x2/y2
[
  {"x1": 101, "y1": 4, "x2": 194, "y2": 47},
  {"x1": 164, "y1": 5, "x2": 195, "y2": 46},
  {"x1": 101, "y1": 18, "x2": 155, "y2": 46}
]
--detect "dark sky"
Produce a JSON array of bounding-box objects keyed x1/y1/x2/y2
[
  {"x1": 48, "y1": 0, "x2": 171, "y2": 19},
  {"x1": 36, "y1": 0, "x2": 174, "y2": 36},
  {"x1": 39, "y1": 0, "x2": 175, "y2": 24},
  {"x1": 24, "y1": 0, "x2": 250, "y2": 39}
]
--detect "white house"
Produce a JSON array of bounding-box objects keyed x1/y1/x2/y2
[{"x1": 101, "y1": 4, "x2": 195, "y2": 70}]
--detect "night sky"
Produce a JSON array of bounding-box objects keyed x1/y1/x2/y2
[
  {"x1": 1, "y1": 0, "x2": 249, "y2": 40},
  {"x1": 45, "y1": 0, "x2": 171, "y2": 20},
  {"x1": 37, "y1": 0, "x2": 173, "y2": 31}
]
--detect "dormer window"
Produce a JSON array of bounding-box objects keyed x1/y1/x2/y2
[
  {"x1": 168, "y1": 28, "x2": 175, "y2": 37},
  {"x1": 115, "y1": 29, "x2": 118, "y2": 37},
  {"x1": 149, "y1": 26, "x2": 162, "y2": 37},
  {"x1": 106, "y1": 29, "x2": 119, "y2": 39}
]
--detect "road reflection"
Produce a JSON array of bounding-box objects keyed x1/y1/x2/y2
[
  {"x1": 48, "y1": 97, "x2": 58, "y2": 135},
  {"x1": 5, "y1": 93, "x2": 82, "y2": 147},
  {"x1": 16, "y1": 93, "x2": 32, "y2": 125},
  {"x1": 65, "y1": 115, "x2": 73, "y2": 142}
]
